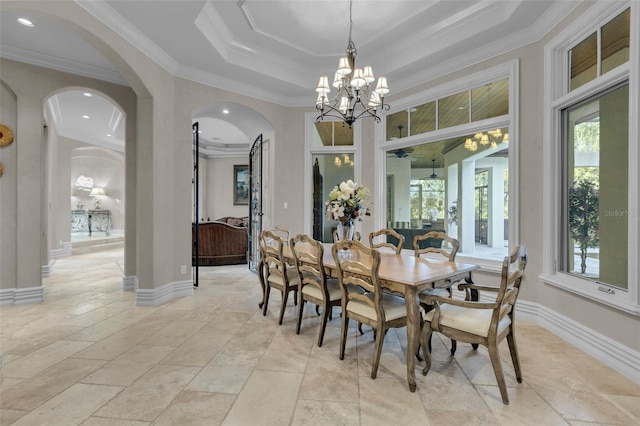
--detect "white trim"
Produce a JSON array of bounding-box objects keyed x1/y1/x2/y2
[
  {"x1": 41, "y1": 260, "x2": 55, "y2": 278},
  {"x1": 135, "y1": 280, "x2": 193, "y2": 306},
  {"x1": 122, "y1": 275, "x2": 137, "y2": 292},
  {"x1": 50, "y1": 242, "x2": 73, "y2": 259},
  {"x1": 543, "y1": 0, "x2": 639, "y2": 313},
  {"x1": 0, "y1": 286, "x2": 45, "y2": 306}
]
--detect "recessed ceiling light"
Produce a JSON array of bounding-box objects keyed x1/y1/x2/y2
[
  {"x1": 17, "y1": 18, "x2": 34, "y2": 27},
  {"x1": 83, "y1": 92, "x2": 92, "y2": 97},
  {"x1": 82, "y1": 115, "x2": 90, "y2": 119},
  {"x1": 198, "y1": 130, "x2": 203, "y2": 134},
  {"x1": 222, "y1": 109, "x2": 229, "y2": 114},
  {"x1": 106, "y1": 134, "x2": 112, "y2": 137}
]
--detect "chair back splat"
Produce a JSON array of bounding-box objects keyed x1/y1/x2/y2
[{"x1": 369, "y1": 228, "x2": 405, "y2": 254}]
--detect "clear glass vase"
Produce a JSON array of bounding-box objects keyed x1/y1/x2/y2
[
  {"x1": 336, "y1": 219, "x2": 355, "y2": 261},
  {"x1": 337, "y1": 218, "x2": 355, "y2": 241}
]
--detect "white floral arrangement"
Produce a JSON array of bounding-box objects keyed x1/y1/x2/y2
[{"x1": 325, "y1": 180, "x2": 370, "y2": 223}]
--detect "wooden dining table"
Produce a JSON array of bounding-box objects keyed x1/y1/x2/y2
[{"x1": 258, "y1": 242, "x2": 480, "y2": 392}]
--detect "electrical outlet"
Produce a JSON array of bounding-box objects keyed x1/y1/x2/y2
[
  {"x1": 180, "y1": 265, "x2": 186, "y2": 274},
  {"x1": 284, "y1": 202, "x2": 288, "y2": 209},
  {"x1": 59, "y1": 240, "x2": 63, "y2": 247}
]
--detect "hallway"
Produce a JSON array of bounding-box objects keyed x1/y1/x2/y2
[{"x1": 1, "y1": 248, "x2": 639, "y2": 425}]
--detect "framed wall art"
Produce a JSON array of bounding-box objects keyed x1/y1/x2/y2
[{"x1": 233, "y1": 165, "x2": 249, "y2": 205}]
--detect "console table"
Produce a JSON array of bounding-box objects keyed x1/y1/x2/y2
[{"x1": 71, "y1": 209, "x2": 111, "y2": 235}]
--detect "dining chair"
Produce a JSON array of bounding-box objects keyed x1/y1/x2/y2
[
  {"x1": 420, "y1": 244, "x2": 527, "y2": 405},
  {"x1": 270, "y1": 225, "x2": 290, "y2": 244},
  {"x1": 414, "y1": 231, "x2": 461, "y2": 355},
  {"x1": 369, "y1": 228, "x2": 405, "y2": 254},
  {"x1": 290, "y1": 234, "x2": 342, "y2": 347},
  {"x1": 332, "y1": 240, "x2": 408, "y2": 380},
  {"x1": 332, "y1": 229, "x2": 361, "y2": 242},
  {"x1": 259, "y1": 230, "x2": 299, "y2": 325}
]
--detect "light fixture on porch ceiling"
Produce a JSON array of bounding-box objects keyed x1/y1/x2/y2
[
  {"x1": 430, "y1": 159, "x2": 438, "y2": 179},
  {"x1": 464, "y1": 129, "x2": 509, "y2": 152},
  {"x1": 315, "y1": 0, "x2": 390, "y2": 128}
]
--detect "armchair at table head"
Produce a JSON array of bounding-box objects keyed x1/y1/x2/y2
[
  {"x1": 368, "y1": 228, "x2": 405, "y2": 254},
  {"x1": 259, "y1": 230, "x2": 299, "y2": 325},
  {"x1": 332, "y1": 240, "x2": 407, "y2": 380},
  {"x1": 420, "y1": 244, "x2": 527, "y2": 405}
]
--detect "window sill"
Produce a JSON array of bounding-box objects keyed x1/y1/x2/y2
[{"x1": 540, "y1": 273, "x2": 640, "y2": 316}]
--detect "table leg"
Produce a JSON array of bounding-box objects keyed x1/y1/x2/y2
[{"x1": 405, "y1": 286, "x2": 419, "y2": 392}]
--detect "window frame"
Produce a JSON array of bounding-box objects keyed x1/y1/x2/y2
[
  {"x1": 542, "y1": 0, "x2": 640, "y2": 315},
  {"x1": 374, "y1": 60, "x2": 520, "y2": 271}
]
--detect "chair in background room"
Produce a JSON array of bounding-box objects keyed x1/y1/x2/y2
[
  {"x1": 290, "y1": 234, "x2": 342, "y2": 347},
  {"x1": 420, "y1": 245, "x2": 527, "y2": 405},
  {"x1": 332, "y1": 240, "x2": 407, "y2": 379},
  {"x1": 414, "y1": 231, "x2": 461, "y2": 355},
  {"x1": 270, "y1": 225, "x2": 290, "y2": 244},
  {"x1": 259, "y1": 230, "x2": 299, "y2": 325},
  {"x1": 369, "y1": 228, "x2": 405, "y2": 254}
]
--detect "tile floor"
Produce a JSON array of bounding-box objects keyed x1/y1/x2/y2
[{"x1": 1, "y1": 248, "x2": 639, "y2": 425}]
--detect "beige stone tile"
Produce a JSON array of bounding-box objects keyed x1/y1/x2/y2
[
  {"x1": 0, "y1": 358, "x2": 106, "y2": 410},
  {"x1": 95, "y1": 364, "x2": 200, "y2": 421},
  {"x1": 359, "y1": 376, "x2": 430, "y2": 425},
  {"x1": 477, "y1": 385, "x2": 570, "y2": 425},
  {"x1": 186, "y1": 347, "x2": 264, "y2": 394},
  {"x1": 3, "y1": 340, "x2": 94, "y2": 379},
  {"x1": 159, "y1": 331, "x2": 233, "y2": 367},
  {"x1": 0, "y1": 409, "x2": 27, "y2": 425},
  {"x1": 72, "y1": 327, "x2": 159, "y2": 360},
  {"x1": 11, "y1": 383, "x2": 123, "y2": 426},
  {"x1": 81, "y1": 344, "x2": 174, "y2": 386},
  {"x1": 525, "y1": 373, "x2": 637, "y2": 424},
  {"x1": 356, "y1": 333, "x2": 409, "y2": 381},
  {"x1": 80, "y1": 418, "x2": 150, "y2": 426},
  {"x1": 291, "y1": 400, "x2": 360, "y2": 426},
  {"x1": 452, "y1": 344, "x2": 525, "y2": 389},
  {"x1": 425, "y1": 409, "x2": 500, "y2": 425},
  {"x1": 0, "y1": 377, "x2": 23, "y2": 393},
  {"x1": 65, "y1": 316, "x2": 139, "y2": 342},
  {"x1": 140, "y1": 320, "x2": 205, "y2": 347},
  {"x1": 297, "y1": 344, "x2": 360, "y2": 404},
  {"x1": 601, "y1": 394, "x2": 640, "y2": 424},
  {"x1": 417, "y1": 361, "x2": 493, "y2": 414},
  {"x1": 222, "y1": 370, "x2": 303, "y2": 426},
  {"x1": 152, "y1": 390, "x2": 236, "y2": 426},
  {"x1": 256, "y1": 332, "x2": 314, "y2": 373}
]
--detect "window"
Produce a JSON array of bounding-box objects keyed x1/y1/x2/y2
[{"x1": 544, "y1": 2, "x2": 638, "y2": 313}]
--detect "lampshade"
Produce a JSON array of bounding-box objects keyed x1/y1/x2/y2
[
  {"x1": 90, "y1": 187, "x2": 105, "y2": 196},
  {"x1": 375, "y1": 77, "x2": 389, "y2": 95}
]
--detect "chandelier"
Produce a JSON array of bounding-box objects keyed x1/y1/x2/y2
[
  {"x1": 315, "y1": 0, "x2": 390, "y2": 128},
  {"x1": 464, "y1": 129, "x2": 509, "y2": 152}
]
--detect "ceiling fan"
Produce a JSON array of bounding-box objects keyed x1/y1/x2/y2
[
  {"x1": 388, "y1": 147, "x2": 415, "y2": 159},
  {"x1": 429, "y1": 159, "x2": 438, "y2": 179}
]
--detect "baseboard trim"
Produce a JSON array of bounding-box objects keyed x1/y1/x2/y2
[
  {"x1": 50, "y1": 242, "x2": 72, "y2": 259},
  {"x1": 41, "y1": 259, "x2": 56, "y2": 278},
  {"x1": 0, "y1": 286, "x2": 44, "y2": 306},
  {"x1": 122, "y1": 275, "x2": 137, "y2": 292},
  {"x1": 135, "y1": 280, "x2": 193, "y2": 306},
  {"x1": 531, "y1": 302, "x2": 640, "y2": 385}
]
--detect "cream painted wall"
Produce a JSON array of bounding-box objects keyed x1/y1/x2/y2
[
  {"x1": 0, "y1": 81, "x2": 18, "y2": 290},
  {"x1": 205, "y1": 157, "x2": 251, "y2": 221}
]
